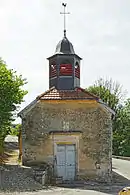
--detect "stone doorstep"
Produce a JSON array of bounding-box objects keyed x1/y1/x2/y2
[{"x1": 55, "y1": 178, "x2": 87, "y2": 185}]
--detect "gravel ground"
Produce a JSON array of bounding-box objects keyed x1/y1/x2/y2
[{"x1": 0, "y1": 165, "x2": 43, "y2": 193}]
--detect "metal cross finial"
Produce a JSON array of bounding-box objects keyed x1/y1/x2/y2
[{"x1": 60, "y1": 3, "x2": 70, "y2": 37}]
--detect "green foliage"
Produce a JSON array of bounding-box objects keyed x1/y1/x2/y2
[
  {"x1": 0, "y1": 59, "x2": 27, "y2": 153},
  {"x1": 9, "y1": 124, "x2": 21, "y2": 136},
  {"x1": 113, "y1": 99, "x2": 130, "y2": 156},
  {"x1": 87, "y1": 78, "x2": 126, "y2": 111},
  {"x1": 87, "y1": 78, "x2": 130, "y2": 156}
]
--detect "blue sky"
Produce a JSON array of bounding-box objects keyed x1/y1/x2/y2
[{"x1": 0, "y1": 0, "x2": 130, "y2": 117}]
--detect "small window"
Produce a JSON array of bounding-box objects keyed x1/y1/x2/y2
[
  {"x1": 50, "y1": 62, "x2": 57, "y2": 78},
  {"x1": 75, "y1": 62, "x2": 80, "y2": 78}
]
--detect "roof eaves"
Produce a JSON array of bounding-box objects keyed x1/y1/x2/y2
[
  {"x1": 98, "y1": 99, "x2": 115, "y2": 115},
  {"x1": 18, "y1": 99, "x2": 38, "y2": 118},
  {"x1": 47, "y1": 53, "x2": 82, "y2": 60}
]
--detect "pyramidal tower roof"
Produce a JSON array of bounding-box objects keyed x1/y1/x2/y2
[{"x1": 55, "y1": 36, "x2": 75, "y2": 54}]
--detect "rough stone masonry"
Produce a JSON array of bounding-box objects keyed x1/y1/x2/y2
[{"x1": 20, "y1": 100, "x2": 112, "y2": 183}]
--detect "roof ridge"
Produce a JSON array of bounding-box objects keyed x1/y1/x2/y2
[
  {"x1": 74, "y1": 87, "x2": 99, "y2": 99},
  {"x1": 36, "y1": 86, "x2": 56, "y2": 100}
]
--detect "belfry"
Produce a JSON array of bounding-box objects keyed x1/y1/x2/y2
[{"x1": 48, "y1": 3, "x2": 81, "y2": 90}]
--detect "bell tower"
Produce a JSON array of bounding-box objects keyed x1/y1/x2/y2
[{"x1": 47, "y1": 3, "x2": 82, "y2": 90}]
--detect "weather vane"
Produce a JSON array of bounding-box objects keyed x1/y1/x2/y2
[{"x1": 60, "y1": 3, "x2": 70, "y2": 37}]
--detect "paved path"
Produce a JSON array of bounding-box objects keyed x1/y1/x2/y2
[{"x1": 113, "y1": 158, "x2": 130, "y2": 180}]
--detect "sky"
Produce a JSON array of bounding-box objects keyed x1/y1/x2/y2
[{"x1": 0, "y1": 0, "x2": 130, "y2": 120}]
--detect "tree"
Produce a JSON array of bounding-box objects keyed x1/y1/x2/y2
[
  {"x1": 0, "y1": 59, "x2": 27, "y2": 153},
  {"x1": 87, "y1": 78, "x2": 126, "y2": 112},
  {"x1": 9, "y1": 124, "x2": 21, "y2": 136},
  {"x1": 87, "y1": 77, "x2": 128, "y2": 156},
  {"x1": 113, "y1": 99, "x2": 130, "y2": 156}
]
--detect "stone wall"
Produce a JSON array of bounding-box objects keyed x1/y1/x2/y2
[
  {"x1": 78, "y1": 107, "x2": 112, "y2": 182},
  {"x1": 21, "y1": 116, "x2": 53, "y2": 165},
  {"x1": 21, "y1": 100, "x2": 112, "y2": 182}
]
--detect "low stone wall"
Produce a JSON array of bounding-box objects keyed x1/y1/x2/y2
[{"x1": 32, "y1": 164, "x2": 53, "y2": 185}]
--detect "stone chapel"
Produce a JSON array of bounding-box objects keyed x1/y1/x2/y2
[{"x1": 18, "y1": 4, "x2": 114, "y2": 183}]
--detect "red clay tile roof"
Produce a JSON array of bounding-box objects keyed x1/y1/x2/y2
[
  {"x1": 36, "y1": 87, "x2": 99, "y2": 100},
  {"x1": 18, "y1": 87, "x2": 115, "y2": 117}
]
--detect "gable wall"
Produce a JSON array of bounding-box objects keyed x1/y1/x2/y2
[{"x1": 21, "y1": 100, "x2": 112, "y2": 182}]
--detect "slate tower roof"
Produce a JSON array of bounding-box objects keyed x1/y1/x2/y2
[{"x1": 55, "y1": 36, "x2": 75, "y2": 54}]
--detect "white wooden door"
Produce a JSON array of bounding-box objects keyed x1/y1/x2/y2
[
  {"x1": 56, "y1": 145, "x2": 66, "y2": 179},
  {"x1": 56, "y1": 144, "x2": 76, "y2": 180},
  {"x1": 66, "y1": 145, "x2": 76, "y2": 180}
]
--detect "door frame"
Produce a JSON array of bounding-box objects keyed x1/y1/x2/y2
[{"x1": 52, "y1": 132, "x2": 80, "y2": 180}]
